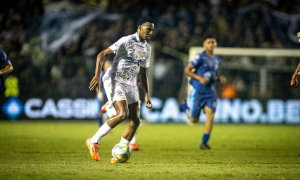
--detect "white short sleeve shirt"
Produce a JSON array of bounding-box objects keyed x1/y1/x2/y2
[{"x1": 103, "y1": 33, "x2": 151, "y2": 104}]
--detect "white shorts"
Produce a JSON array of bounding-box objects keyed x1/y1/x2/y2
[{"x1": 104, "y1": 82, "x2": 139, "y2": 106}]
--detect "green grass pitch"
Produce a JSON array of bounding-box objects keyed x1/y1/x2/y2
[{"x1": 0, "y1": 122, "x2": 300, "y2": 180}]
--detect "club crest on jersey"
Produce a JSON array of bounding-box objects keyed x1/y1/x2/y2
[{"x1": 137, "y1": 50, "x2": 141, "y2": 57}]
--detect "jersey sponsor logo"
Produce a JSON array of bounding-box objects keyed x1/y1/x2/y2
[
  {"x1": 203, "y1": 72, "x2": 212, "y2": 78},
  {"x1": 125, "y1": 58, "x2": 142, "y2": 66},
  {"x1": 117, "y1": 72, "x2": 130, "y2": 81}
]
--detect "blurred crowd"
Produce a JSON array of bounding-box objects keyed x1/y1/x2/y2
[{"x1": 1, "y1": 0, "x2": 300, "y2": 100}]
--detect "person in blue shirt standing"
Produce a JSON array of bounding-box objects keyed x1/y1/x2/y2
[
  {"x1": 181, "y1": 35, "x2": 227, "y2": 150},
  {"x1": 0, "y1": 48, "x2": 14, "y2": 95}
]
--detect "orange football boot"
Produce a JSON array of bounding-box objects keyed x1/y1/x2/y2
[
  {"x1": 129, "y1": 143, "x2": 139, "y2": 151},
  {"x1": 85, "y1": 138, "x2": 100, "y2": 161}
]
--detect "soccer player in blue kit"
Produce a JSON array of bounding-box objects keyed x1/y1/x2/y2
[
  {"x1": 181, "y1": 35, "x2": 226, "y2": 150},
  {"x1": 0, "y1": 48, "x2": 13, "y2": 95}
]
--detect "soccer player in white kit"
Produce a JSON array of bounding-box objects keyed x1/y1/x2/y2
[{"x1": 86, "y1": 16, "x2": 154, "y2": 163}]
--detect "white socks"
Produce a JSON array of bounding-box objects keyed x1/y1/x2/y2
[
  {"x1": 120, "y1": 137, "x2": 130, "y2": 145},
  {"x1": 91, "y1": 122, "x2": 112, "y2": 144},
  {"x1": 90, "y1": 122, "x2": 137, "y2": 145},
  {"x1": 130, "y1": 135, "x2": 136, "y2": 144}
]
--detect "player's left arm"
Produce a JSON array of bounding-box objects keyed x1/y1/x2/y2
[
  {"x1": 216, "y1": 73, "x2": 227, "y2": 84},
  {"x1": 0, "y1": 61, "x2": 13, "y2": 75},
  {"x1": 139, "y1": 67, "x2": 152, "y2": 108},
  {"x1": 215, "y1": 57, "x2": 226, "y2": 84}
]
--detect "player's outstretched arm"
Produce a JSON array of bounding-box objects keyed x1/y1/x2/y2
[
  {"x1": 0, "y1": 61, "x2": 13, "y2": 75},
  {"x1": 291, "y1": 62, "x2": 300, "y2": 88},
  {"x1": 184, "y1": 63, "x2": 209, "y2": 84},
  {"x1": 89, "y1": 48, "x2": 114, "y2": 90},
  {"x1": 139, "y1": 67, "x2": 152, "y2": 108}
]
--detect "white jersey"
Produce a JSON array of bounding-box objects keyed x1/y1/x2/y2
[{"x1": 103, "y1": 33, "x2": 151, "y2": 105}]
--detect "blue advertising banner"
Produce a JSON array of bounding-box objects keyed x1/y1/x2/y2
[
  {"x1": 141, "y1": 98, "x2": 300, "y2": 124},
  {"x1": 1, "y1": 97, "x2": 300, "y2": 124}
]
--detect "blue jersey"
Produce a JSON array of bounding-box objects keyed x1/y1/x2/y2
[
  {"x1": 189, "y1": 51, "x2": 221, "y2": 95},
  {"x1": 0, "y1": 49, "x2": 10, "y2": 94}
]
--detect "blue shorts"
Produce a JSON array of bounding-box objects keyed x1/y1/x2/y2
[{"x1": 189, "y1": 88, "x2": 217, "y2": 118}]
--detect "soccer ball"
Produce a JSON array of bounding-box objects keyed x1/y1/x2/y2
[{"x1": 112, "y1": 143, "x2": 131, "y2": 163}]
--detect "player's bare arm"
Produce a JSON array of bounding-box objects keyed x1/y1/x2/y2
[
  {"x1": 139, "y1": 67, "x2": 152, "y2": 108},
  {"x1": 184, "y1": 63, "x2": 209, "y2": 84},
  {"x1": 0, "y1": 61, "x2": 13, "y2": 75},
  {"x1": 291, "y1": 62, "x2": 300, "y2": 88},
  {"x1": 89, "y1": 48, "x2": 114, "y2": 90},
  {"x1": 215, "y1": 73, "x2": 227, "y2": 84},
  {"x1": 96, "y1": 59, "x2": 113, "y2": 101}
]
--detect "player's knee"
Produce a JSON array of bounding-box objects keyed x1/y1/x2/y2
[
  {"x1": 189, "y1": 117, "x2": 199, "y2": 123},
  {"x1": 206, "y1": 111, "x2": 214, "y2": 119},
  {"x1": 118, "y1": 111, "x2": 129, "y2": 121}
]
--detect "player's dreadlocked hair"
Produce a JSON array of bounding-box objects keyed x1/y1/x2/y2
[
  {"x1": 202, "y1": 35, "x2": 216, "y2": 43},
  {"x1": 137, "y1": 16, "x2": 154, "y2": 27},
  {"x1": 297, "y1": 27, "x2": 300, "y2": 33}
]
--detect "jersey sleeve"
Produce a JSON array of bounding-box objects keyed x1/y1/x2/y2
[
  {"x1": 108, "y1": 37, "x2": 128, "y2": 54},
  {"x1": 0, "y1": 49, "x2": 10, "y2": 66},
  {"x1": 190, "y1": 54, "x2": 202, "y2": 68},
  {"x1": 140, "y1": 46, "x2": 151, "y2": 68}
]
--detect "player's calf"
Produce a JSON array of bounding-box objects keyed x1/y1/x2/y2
[{"x1": 129, "y1": 119, "x2": 140, "y2": 129}]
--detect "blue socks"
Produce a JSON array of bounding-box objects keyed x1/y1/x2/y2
[
  {"x1": 202, "y1": 133, "x2": 210, "y2": 144},
  {"x1": 97, "y1": 116, "x2": 103, "y2": 127},
  {"x1": 181, "y1": 104, "x2": 189, "y2": 112}
]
